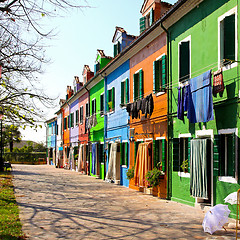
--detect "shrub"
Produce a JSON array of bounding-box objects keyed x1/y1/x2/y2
[{"x1": 146, "y1": 168, "x2": 164, "y2": 187}]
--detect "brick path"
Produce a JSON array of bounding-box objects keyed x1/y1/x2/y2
[{"x1": 12, "y1": 164, "x2": 237, "y2": 239}]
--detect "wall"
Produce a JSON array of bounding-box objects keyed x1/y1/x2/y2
[{"x1": 70, "y1": 99, "x2": 79, "y2": 146}]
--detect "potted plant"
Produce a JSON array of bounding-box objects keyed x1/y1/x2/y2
[
  {"x1": 145, "y1": 167, "x2": 164, "y2": 196},
  {"x1": 181, "y1": 159, "x2": 189, "y2": 173},
  {"x1": 126, "y1": 168, "x2": 135, "y2": 180}
]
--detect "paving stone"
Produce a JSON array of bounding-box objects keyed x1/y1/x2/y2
[{"x1": 12, "y1": 164, "x2": 237, "y2": 240}]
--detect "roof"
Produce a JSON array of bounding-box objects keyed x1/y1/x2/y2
[
  {"x1": 112, "y1": 26, "x2": 137, "y2": 43},
  {"x1": 45, "y1": 116, "x2": 57, "y2": 124}
]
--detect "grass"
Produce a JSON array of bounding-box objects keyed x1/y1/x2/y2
[{"x1": 0, "y1": 171, "x2": 26, "y2": 240}]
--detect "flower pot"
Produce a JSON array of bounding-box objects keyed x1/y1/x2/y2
[{"x1": 144, "y1": 187, "x2": 153, "y2": 195}]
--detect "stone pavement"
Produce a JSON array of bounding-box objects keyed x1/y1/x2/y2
[{"x1": 12, "y1": 164, "x2": 237, "y2": 240}]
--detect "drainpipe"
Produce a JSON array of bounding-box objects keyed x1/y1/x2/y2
[
  {"x1": 83, "y1": 84, "x2": 91, "y2": 175},
  {"x1": 160, "y1": 21, "x2": 172, "y2": 200}
]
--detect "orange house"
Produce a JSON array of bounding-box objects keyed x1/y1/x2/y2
[{"x1": 128, "y1": 0, "x2": 171, "y2": 198}]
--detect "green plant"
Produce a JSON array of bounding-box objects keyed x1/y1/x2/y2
[
  {"x1": 181, "y1": 159, "x2": 189, "y2": 172},
  {"x1": 126, "y1": 168, "x2": 135, "y2": 180},
  {"x1": 146, "y1": 168, "x2": 164, "y2": 187}
]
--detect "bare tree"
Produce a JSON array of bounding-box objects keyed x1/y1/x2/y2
[{"x1": 0, "y1": 0, "x2": 90, "y2": 128}]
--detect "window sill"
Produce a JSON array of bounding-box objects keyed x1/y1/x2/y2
[
  {"x1": 155, "y1": 91, "x2": 166, "y2": 97},
  {"x1": 220, "y1": 62, "x2": 237, "y2": 71},
  {"x1": 178, "y1": 172, "x2": 190, "y2": 178},
  {"x1": 121, "y1": 165, "x2": 127, "y2": 168},
  {"x1": 218, "y1": 176, "x2": 237, "y2": 184}
]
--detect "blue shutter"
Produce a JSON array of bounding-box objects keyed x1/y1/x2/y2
[
  {"x1": 140, "y1": 17, "x2": 146, "y2": 34},
  {"x1": 150, "y1": 8, "x2": 154, "y2": 25}
]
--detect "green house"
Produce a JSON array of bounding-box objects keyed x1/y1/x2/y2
[
  {"x1": 89, "y1": 50, "x2": 112, "y2": 179},
  {"x1": 165, "y1": 0, "x2": 240, "y2": 218}
]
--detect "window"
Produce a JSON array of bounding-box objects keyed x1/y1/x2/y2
[
  {"x1": 86, "y1": 102, "x2": 90, "y2": 117},
  {"x1": 214, "y1": 133, "x2": 237, "y2": 178},
  {"x1": 121, "y1": 78, "x2": 129, "y2": 106},
  {"x1": 179, "y1": 37, "x2": 190, "y2": 82},
  {"x1": 68, "y1": 115, "x2": 70, "y2": 128},
  {"x1": 107, "y1": 87, "x2": 115, "y2": 112},
  {"x1": 100, "y1": 93, "x2": 104, "y2": 116},
  {"x1": 114, "y1": 41, "x2": 121, "y2": 57},
  {"x1": 133, "y1": 70, "x2": 143, "y2": 101},
  {"x1": 64, "y1": 117, "x2": 67, "y2": 130},
  {"x1": 69, "y1": 113, "x2": 74, "y2": 128},
  {"x1": 92, "y1": 98, "x2": 96, "y2": 115},
  {"x1": 56, "y1": 124, "x2": 59, "y2": 135},
  {"x1": 94, "y1": 63, "x2": 100, "y2": 75},
  {"x1": 139, "y1": 8, "x2": 154, "y2": 34},
  {"x1": 75, "y1": 110, "x2": 79, "y2": 125},
  {"x1": 153, "y1": 139, "x2": 166, "y2": 172},
  {"x1": 153, "y1": 55, "x2": 166, "y2": 93},
  {"x1": 80, "y1": 106, "x2": 83, "y2": 124},
  {"x1": 219, "y1": 8, "x2": 237, "y2": 67},
  {"x1": 120, "y1": 142, "x2": 128, "y2": 166},
  {"x1": 173, "y1": 137, "x2": 191, "y2": 173}
]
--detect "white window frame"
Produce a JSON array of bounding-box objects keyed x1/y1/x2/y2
[
  {"x1": 154, "y1": 54, "x2": 166, "y2": 96},
  {"x1": 218, "y1": 6, "x2": 238, "y2": 70},
  {"x1": 92, "y1": 98, "x2": 96, "y2": 115},
  {"x1": 80, "y1": 105, "x2": 84, "y2": 125},
  {"x1": 178, "y1": 35, "x2": 191, "y2": 84}
]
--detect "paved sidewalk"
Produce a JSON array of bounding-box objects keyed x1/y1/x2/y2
[{"x1": 12, "y1": 164, "x2": 237, "y2": 240}]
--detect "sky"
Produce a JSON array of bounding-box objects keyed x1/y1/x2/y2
[{"x1": 21, "y1": 0, "x2": 177, "y2": 143}]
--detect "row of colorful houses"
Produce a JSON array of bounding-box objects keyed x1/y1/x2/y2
[{"x1": 46, "y1": 0, "x2": 240, "y2": 218}]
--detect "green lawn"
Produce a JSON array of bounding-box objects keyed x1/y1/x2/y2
[{"x1": 0, "y1": 171, "x2": 26, "y2": 240}]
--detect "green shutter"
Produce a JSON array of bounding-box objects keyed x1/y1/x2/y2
[
  {"x1": 153, "y1": 60, "x2": 160, "y2": 93},
  {"x1": 120, "y1": 143, "x2": 123, "y2": 165},
  {"x1": 187, "y1": 137, "x2": 191, "y2": 173},
  {"x1": 162, "y1": 139, "x2": 166, "y2": 172},
  {"x1": 224, "y1": 14, "x2": 235, "y2": 62},
  {"x1": 140, "y1": 16, "x2": 146, "y2": 34},
  {"x1": 153, "y1": 140, "x2": 159, "y2": 168},
  {"x1": 121, "y1": 81, "x2": 124, "y2": 105},
  {"x1": 133, "y1": 73, "x2": 138, "y2": 101},
  {"x1": 112, "y1": 87, "x2": 115, "y2": 111},
  {"x1": 227, "y1": 134, "x2": 236, "y2": 177},
  {"x1": 139, "y1": 69, "x2": 143, "y2": 99},
  {"x1": 153, "y1": 140, "x2": 156, "y2": 167},
  {"x1": 150, "y1": 8, "x2": 154, "y2": 25},
  {"x1": 213, "y1": 135, "x2": 220, "y2": 176},
  {"x1": 114, "y1": 44, "x2": 117, "y2": 57},
  {"x1": 134, "y1": 142, "x2": 137, "y2": 164},
  {"x1": 162, "y1": 55, "x2": 166, "y2": 91},
  {"x1": 179, "y1": 41, "x2": 190, "y2": 82},
  {"x1": 107, "y1": 90, "x2": 110, "y2": 112},
  {"x1": 172, "y1": 138, "x2": 180, "y2": 171},
  {"x1": 125, "y1": 142, "x2": 128, "y2": 166},
  {"x1": 125, "y1": 78, "x2": 129, "y2": 104},
  {"x1": 117, "y1": 41, "x2": 121, "y2": 54}
]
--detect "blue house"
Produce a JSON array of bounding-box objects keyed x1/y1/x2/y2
[{"x1": 104, "y1": 27, "x2": 136, "y2": 187}]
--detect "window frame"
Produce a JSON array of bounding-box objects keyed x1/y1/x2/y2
[
  {"x1": 100, "y1": 93, "x2": 104, "y2": 116},
  {"x1": 218, "y1": 7, "x2": 238, "y2": 70},
  {"x1": 133, "y1": 69, "x2": 143, "y2": 101},
  {"x1": 121, "y1": 78, "x2": 129, "y2": 107},
  {"x1": 75, "y1": 110, "x2": 79, "y2": 126},
  {"x1": 79, "y1": 106, "x2": 84, "y2": 124},
  {"x1": 107, "y1": 87, "x2": 115, "y2": 113},
  {"x1": 86, "y1": 102, "x2": 89, "y2": 118},
  {"x1": 91, "y1": 98, "x2": 96, "y2": 115},
  {"x1": 178, "y1": 35, "x2": 191, "y2": 83}
]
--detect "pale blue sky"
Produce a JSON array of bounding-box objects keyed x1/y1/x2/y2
[{"x1": 22, "y1": 0, "x2": 177, "y2": 142}]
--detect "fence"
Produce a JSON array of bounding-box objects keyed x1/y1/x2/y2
[{"x1": 4, "y1": 152, "x2": 47, "y2": 165}]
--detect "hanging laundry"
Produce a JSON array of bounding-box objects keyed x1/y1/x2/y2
[
  {"x1": 92, "y1": 114, "x2": 98, "y2": 127},
  {"x1": 187, "y1": 70, "x2": 214, "y2": 123},
  {"x1": 177, "y1": 87, "x2": 184, "y2": 120},
  {"x1": 213, "y1": 68, "x2": 224, "y2": 95},
  {"x1": 184, "y1": 85, "x2": 190, "y2": 111}
]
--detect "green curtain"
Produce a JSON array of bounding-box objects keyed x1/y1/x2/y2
[{"x1": 190, "y1": 139, "x2": 208, "y2": 199}]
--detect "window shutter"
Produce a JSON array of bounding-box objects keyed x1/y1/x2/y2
[
  {"x1": 140, "y1": 16, "x2": 146, "y2": 34},
  {"x1": 121, "y1": 81, "x2": 124, "y2": 105},
  {"x1": 134, "y1": 142, "x2": 137, "y2": 165},
  {"x1": 107, "y1": 90, "x2": 110, "y2": 112},
  {"x1": 133, "y1": 73, "x2": 138, "y2": 101},
  {"x1": 172, "y1": 138, "x2": 180, "y2": 171},
  {"x1": 112, "y1": 87, "x2": 115, "y2": 111},
  {"x1": 162, "y1": 139, "x2": 166, "y2": 172},
  {"x1": 125, "y1": 142, "x2": 128, "y2": 166},
  {"x1": 153, "y1": 60, "x2": 160, "y2": 93},
  {"x1": 179, "y1": 41, "x2": 190, "y2": 82},
  {"x1": 139, "y1": 69, "x2": 143, "y2": 99},
  {"x1": 224, "y1": 14, "x2": 235, "y2": 61},
  {"x1": 213, "y1": 135, "x2": 221, "y2": 176},
  {"x1": 114, "y1": 44, "x2": 118, "y2": 57},
  {"x1": 120, "y1": 143, "x2": 123, "y2": 165},
  {"x1": 162, "y1": 55, "x2": 166, "y2": 91},
  {"x1": 227, "y1": 134, "x2": 236, "y2": 177},
  {"x1": 68, "y1": 115, "x2": 70, "y2": 128},
  {"x1": 125, "y1": 78, "x2": 129, "y2": 104},
  {"x1": 64, "y1": 118, "x2": 66, "y2": 130},
  {"x1": 153, "y1": 140, "x2": 159, "y2": 168},
  {"x1": 117, "y1": 41, "x2": 121, "y2": 54},
  {"x1": 187, "y1": 137, "x2": 191, "y2": 173},
  {"x1": 150, "y1": 8, "x2": 154, "y2": 25}
]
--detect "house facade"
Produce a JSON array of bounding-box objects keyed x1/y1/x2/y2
[{"x1": 166, "y1": 0, "x2": 240, "y2": 217}]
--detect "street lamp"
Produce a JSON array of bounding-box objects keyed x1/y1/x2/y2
[{"x1": 0, "y1": 111, "x2": 3, "y2": 171}]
